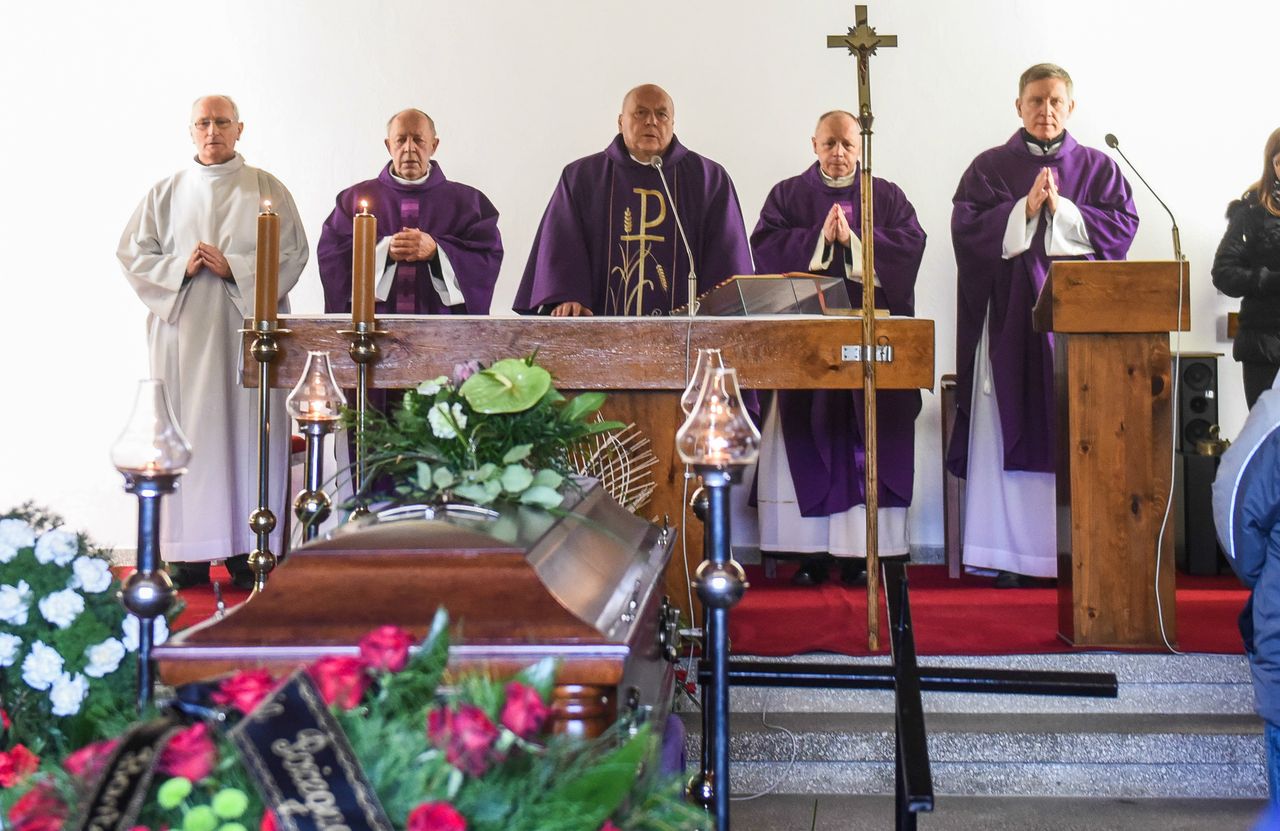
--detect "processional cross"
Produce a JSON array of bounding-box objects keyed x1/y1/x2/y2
[{"x1": 828, "y1": 5, "x2": 896, "y2": 651}]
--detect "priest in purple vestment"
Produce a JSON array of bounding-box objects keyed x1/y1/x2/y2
[
  {"x1": 318, "y1": 108, "x2": 502, "y2": 318},
  {"x1": 513, "y1": 84, "x2": 752, "y2": 316},
  {"x1": 750, "y1": 111, "x2": 926, "y2": 586},
  {"x1": 948, "y1": 64, "x2": 1138, "y2": 586}
]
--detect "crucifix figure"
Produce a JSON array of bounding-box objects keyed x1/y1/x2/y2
[{"x1": 827, "y1": 4, "x2": 896, "y2": 651}]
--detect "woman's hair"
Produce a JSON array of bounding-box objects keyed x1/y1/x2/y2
[{"x1": 1247, "y1": 127, "x2": 1280, "y2": 217}]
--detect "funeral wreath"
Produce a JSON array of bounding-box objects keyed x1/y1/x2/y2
[{"x1": 1, "y1": 609, "x2": 706, "y2": 831}]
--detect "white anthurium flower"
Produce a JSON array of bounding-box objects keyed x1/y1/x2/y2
[
  {"x1": 49, "y1": 671, "x2": 89, "y2": 716},
  {"x1": 417, "y1": 375, "x2": 450, "y2": 397},
  {"x1": 0, "y1": 518, "x2": 35, "y2": 563},
  {"x1": 0, "y1": 580, "x2": 32, "y2": 625},
  {"x1": 121, "y1": 614, "x2": 170, "y2": 652},
  {"x1": 38, "y1": 588, "x2": 85, "y2": 630},
  {"x1": 70, "y1": 556, "x2": 113, "y2": 594},
  {"x1": 0, "y1": 632, "x2": 21, "y2": 667},
  {"x1": 21, "y1": 640, "x2": 64, "y2": 690},
  {"x1": 34, "y1": 528, "x2": 79, "y2": 566},
  {"x1": 84, "y1": 638, "x2": 126, "y2": 678}
]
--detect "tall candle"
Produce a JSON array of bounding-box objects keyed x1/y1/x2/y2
[
  {"x1": 254, "y1": 200, "x2": 280, "y2": 325},
  {"x1": 352, "y1": 200, "x2": 376, "y2": 326}
]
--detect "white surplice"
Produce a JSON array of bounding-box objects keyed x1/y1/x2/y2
[{"x1": 117, "y1": 153, "x2": 309, "y2": 562}]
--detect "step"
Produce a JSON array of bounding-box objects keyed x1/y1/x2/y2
[
  {"x1": 683, "y1": 652, "x2": 1254, "y2": 716},
  {"x1": 681, "y1": 711, "x2": 1265, "y2": 799},
  {"x1": 728, "y1": 794, "x2": 1269, "y2": 831}
]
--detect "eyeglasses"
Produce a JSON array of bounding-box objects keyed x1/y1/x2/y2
[{"x1": 192, "y1": 118, "x2": 236, "y2": 132}]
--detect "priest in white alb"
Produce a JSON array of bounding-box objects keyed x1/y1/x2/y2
[{"x1": 117, "y1": 95, "x2": 308, "y2": 589}]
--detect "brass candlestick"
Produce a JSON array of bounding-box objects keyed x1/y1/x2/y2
[
  {"x1": 339, "y1": 322, "x2": 387, "y2": 512},
  {"x1": 286, "y1": 351, "x2": 347, "y2": 542},
  {"x1": 242, "y1": 319, "x2": 291, "y2": 592}
]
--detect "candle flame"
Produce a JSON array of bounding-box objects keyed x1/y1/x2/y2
[
  {"x1": 359, "y1": 199, "x2": 369, "y2": 214},
  {"x1": 262, "y1": 199, "x2": 272, "y2": 212}
]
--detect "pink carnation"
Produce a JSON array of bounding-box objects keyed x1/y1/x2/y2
[
  {"x1": 63, "y1": 738, "x2": 119, "y2": 779},
  {"x1": 157, "y1": 723, "x2": 217, "y2": 781}
]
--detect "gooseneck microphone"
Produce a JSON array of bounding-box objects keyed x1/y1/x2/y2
[
  {"x1": 649, "y1": 156, "x2": 700, "y2": 316},
  {"x1": 1104, "y1": 133, "x2": 1183, "y2": 262}
]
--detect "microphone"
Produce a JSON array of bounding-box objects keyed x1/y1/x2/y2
[
  {"x1": 1104, "y1": 133, "x2": 1183, "y2": 262},
  {"x1": 649, "y1": 156, "x2": 700, "y2": 316}
]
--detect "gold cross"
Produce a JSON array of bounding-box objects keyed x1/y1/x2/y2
[{"x1": 827, "y1": 5, "x2": 897, "y2": 125}]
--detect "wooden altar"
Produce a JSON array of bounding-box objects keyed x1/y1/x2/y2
[{"x1": 245, "y1": 314, "x2": 936, "y2": 621}]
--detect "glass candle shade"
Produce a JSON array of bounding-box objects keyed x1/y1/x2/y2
[
  {"x1": 681, "y1": 348, "x2": 726, "y2": 416},
  {"x1": 111, "y1": 379, "x2": 193, "y2": 475},
  {"x1": 676, "y1": 367, "x2": 760, "y2": 466},
  {"x1": 286, "y1": 351, "x2": 347, "y2": 423}
]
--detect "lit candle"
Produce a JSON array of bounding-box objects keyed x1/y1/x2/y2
[
  {"x1": 254, "y1": 200, "x2": 280, "y2": 325},
  {"x1": 352, "y1": 200, "x2": 376, "y2": 325}
]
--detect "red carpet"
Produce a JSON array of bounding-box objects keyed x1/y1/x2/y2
[
  {"x1": 153, "y1": 563, "x2": 1248, "y2": 658},
  {"x1": 728, "y1": 563, "x2": 1249, "y2": 657}
]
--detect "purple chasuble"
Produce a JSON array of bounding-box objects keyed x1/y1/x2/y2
[
  {"x1": 750, "y1": 163, "x2": 926, "y2": 515},
  {"x1": 318, "y1": 161, "x2": 502, "y2": 316},
  {"x1": 514, "y1": 134, "x2": 753, "y2": 315},
  {"x1": 948, "y1": 130, "x2": 1138, "y2": 477}
]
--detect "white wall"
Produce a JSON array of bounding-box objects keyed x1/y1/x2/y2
[{"x1": 0, "y1": 0, "x2": 1274, "y2": 550}]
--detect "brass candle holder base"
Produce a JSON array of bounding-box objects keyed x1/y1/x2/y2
[
  {"x1": 338, "y1": 323, "x2": 387, "y2": 516},
  {"x1": 240, "y1": 320, "x2": 292, "y2": 590}
]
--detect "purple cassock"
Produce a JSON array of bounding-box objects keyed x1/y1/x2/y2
[
  {"x1": 513, "y1": 134, "x2": 753, "y2": 315},
  {"x1": 318, "y1": 161, "x2": 502, "y2": 316},
  {"x1": 751, "y1": 163, "x2": 926, "y2": 514},
  {"x1": 947, "y1": 130, "x2": 1138, "y2": 478}
]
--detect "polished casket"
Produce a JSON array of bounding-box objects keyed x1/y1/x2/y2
[{"x1": 154, "y1": 480, "x2": 679, "y2": 738}]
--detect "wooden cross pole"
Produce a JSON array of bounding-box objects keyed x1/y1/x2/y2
[{"x1": 828, "y1": 5, "x2": 897, "y2": 652}]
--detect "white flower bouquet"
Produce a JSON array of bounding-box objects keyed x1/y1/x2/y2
[{"x1": 0, "y1": 504, "x2": 166, "y2": 767}]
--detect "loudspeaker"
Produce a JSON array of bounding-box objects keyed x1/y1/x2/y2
[
  {"x1": 1174, "y1": 353, "x2": 1220, "y2": 454},
  {"x1": 1174, "y1": 452, "x2": 1228, "y2": 575}
]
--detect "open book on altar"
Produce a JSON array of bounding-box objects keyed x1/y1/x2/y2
[{"x1": 677, "y1": 272, "x2": 859, "y2": 317}]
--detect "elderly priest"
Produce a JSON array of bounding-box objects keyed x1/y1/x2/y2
[
  {"x1": 750, "y1": 110, "x2": 926, "y2": 586},
  {"x1": 117, "y1": 94, "x2": 309, "y2": 589},
  {"x1": 948, "y1": 63, "x2": 1138, "y2": 588},
  {"x1": 514, "y1": 83, "x2": 752, "y2": 316},
  {"x1": 318, "y1": 108, "x2": 503, "y2": 318}
]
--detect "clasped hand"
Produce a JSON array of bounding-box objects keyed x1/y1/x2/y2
[
  {"x1": 1026, "y1": 167, "x2": 1060, "y2": 218},
  {"x1": 822, "y1": 203, "x2": 853, "y2": 246},
  {"x1": 389, "y1": 227, "x2": 438, "y2": 262},
  {"x1": 185, "y1": 242, "x2": 232, "y2": 278}
]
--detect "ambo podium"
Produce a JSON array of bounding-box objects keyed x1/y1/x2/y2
[{"x1": 1033, "y1": 261, "x2": 1190, "y2": 647}]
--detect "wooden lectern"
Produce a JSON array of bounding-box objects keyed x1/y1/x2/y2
[
  {"x1": 245, "y1": 315, "x2": 935, "y2": 623},
  {"x1": 1032, "y1": 261, "x2": 1190, "y2": 647}
]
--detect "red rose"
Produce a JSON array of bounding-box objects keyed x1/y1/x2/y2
[
  {"x1": 212, "y1": 669, "x2": 279, "y2": 714},
  {"x1": 500, "y1": 682, "x2": 552, "y2": 740},
  {"x1": 1, "y1": 708, "x2": 10, "y2": 730},
  {"x1": 599, "y1": 822, "x2": 622, "y2": 831},
  {"x1": 7, "y1": 782, "x2": 68, "y2": 831},
  {"x1": 0, "y1": 744, "x2": 39, "y2": 787},
  {"x1": 63, "y1": 738, "x2": 119, "y2": 779},
  {"x1": 406, "y1": 801, "x2": 467, "y2": 831},
  {"x1": 358, "y1": 626, "x2": 415, "y2": 673},
  {"x1": 157, "y1": 723, "x2": 217, "y2": 782},
  {"x1": 427, "y1": 704, "x2": 499, "y2": 777},
  {"x1": 307, "y1": 656, "x2": 370, "y2": 710},
  {"x1": 260, "y1": 810, "x2": 278, "y2": 831}
]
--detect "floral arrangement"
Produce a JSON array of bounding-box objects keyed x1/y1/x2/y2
[
  {"x1": 349, "y1": 356, "x2": 622, "y2": 512},
  {"x1": 0, "y1": 503, "x2": 167, "y2": 792},
  {"x1": 2, "y1": 610, "x2": 705, "y2": 831}
]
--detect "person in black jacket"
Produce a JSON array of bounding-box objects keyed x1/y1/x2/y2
[{"x1": 1213, "y1": 127, "x2": 1280, "y2": 409}]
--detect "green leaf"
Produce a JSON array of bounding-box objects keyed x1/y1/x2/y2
[
  {"x1": 519, "y1": 486, "x2": 564, "y2": 509},
  {"x1": 454, "y1": 482, "x2": 494, "y2": 504},
  {"x1": 559, "y1": 392, "x2": 607, "y2": 423},
  {"x1": 500, "y1": 465, "x2": 534, "y2": 494},
  {"x1": 514, "y1": 657, "x2": 559, "y2": 702},
  {"x1": 531, "y1": 469, "x2": 564, "y2": 490},
  {"x1": 483, "y1": 479, "x2": 503, "y2": 499},
  {"x1": 542, "y1": 728, "x2": 652, "y2": 825},
  {"x1": 415, "y1": 462, "x2": 433, "y2": 490},
  {"x1": 432, "y1": 467, "x2": 457, "y2": 489},
  {"x1": 460, "y1": 359, "x2": 553, "y2": 414},
  {"x1": 475, "y1": 463, "x2": 498, "y2": 481},
  {"x1": 583, "y1": 419, "x2": 627, "y2": 435},
  {"x1": 502, "y1": 443, "x2": 533, "y2": 464}
]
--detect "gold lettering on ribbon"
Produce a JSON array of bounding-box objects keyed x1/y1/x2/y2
[
  {"x1": 611, "y1": 188, "x2": 667, "y2": 315},
  {"x1": 270, "y1": 729, "x2": 353, "y2": 831},
  {"x1": 86, "y1": 748, "x2": 155, "y2": 831}
]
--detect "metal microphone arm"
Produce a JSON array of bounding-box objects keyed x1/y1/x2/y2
[
  {"x1": 650, "y1": 157, "x2": 700, "y2": 316},
  {"x1": 1105, "y1": 134, "x2": 1184, "y2": 263}
]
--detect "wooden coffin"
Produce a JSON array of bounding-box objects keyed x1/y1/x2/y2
[{"x1": 154, "y1": 481, "x2": 679, "y2": 738}]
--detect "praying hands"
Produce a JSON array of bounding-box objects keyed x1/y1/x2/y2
[
  {"x1": 1025, "y1": 166, "x2": 1060, "y2": 218},
  {"x1": 185, "y1": 241, "x2": 232, "y2": 278},
  {"x1": 389, "y1": 227, "x2": 438, "y2": 262},
  {"x1": 822, "y1": 202, "x2": 854, "y2": 246}
]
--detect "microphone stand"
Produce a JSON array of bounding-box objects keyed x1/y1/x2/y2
[
  {"x1": 650, "y1": 157, "x2": 699, "y2": 316},
  {"x1": 1105, "y1": 134, "x2": 1184, "y2": 263}
]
